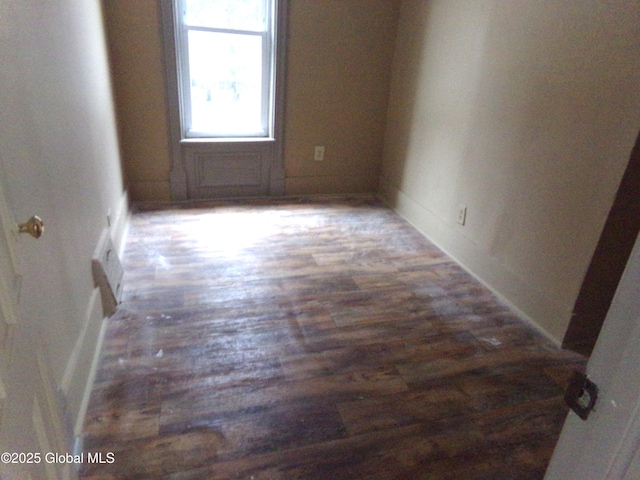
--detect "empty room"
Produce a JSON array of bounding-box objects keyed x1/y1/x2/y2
[{"x1": 1, "y1": 1, "x2": 639, "y2": 479}]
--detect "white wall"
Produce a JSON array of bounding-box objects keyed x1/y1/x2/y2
[
  {"x1": 381, "y1": 0, "x2": 640, "y2": 342},
  {"x1": 0, "y1": 0, "x2": 127, "y2": 435}
]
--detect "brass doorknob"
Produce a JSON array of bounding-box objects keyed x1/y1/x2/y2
[{"x1": 18, "y1": 215, "x2": 44, "y2": 239}]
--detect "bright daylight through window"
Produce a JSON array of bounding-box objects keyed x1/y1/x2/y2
[{"x1": 176, "y1": 0, "x2": 274, "y2": 138}]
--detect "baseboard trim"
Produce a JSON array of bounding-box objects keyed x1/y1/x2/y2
[
  {"x1": 73, "y1": 317, "x2": 108, "y2": 436},
  {"x1": 379, "y1": 179, "x2": 567, "y2": 347},
  {"x1": 111, "y1": 190, "x2": 131, "y2": 258},
  {"x1": 59, "y1": 290, "x2": 106, "y2": 435},
  {"x1": 60, "y1": 190, "x2": 130, "y2": 436}
]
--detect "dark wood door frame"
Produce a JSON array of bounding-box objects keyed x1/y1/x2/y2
[{"x1": 563, "y1": 129, "x2": 640, "y2": 356}]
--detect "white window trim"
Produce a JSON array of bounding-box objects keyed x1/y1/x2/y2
[{"x1": 172, "y1": 0, "x2": 276, "y2": 139}]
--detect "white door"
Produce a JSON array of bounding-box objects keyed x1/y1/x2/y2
[
  {"x1": 0, "y1": 0, "x2": 126, "y2": 477},
  {"x1": 0, "y1": 165, "x2": 70, "y2": 480},
  {"x1": 0, "y1": 1, "x2": 79, "y2": 478},
  {"x1": 545, "y1": 230, "x2": 640, "y2": 479}
]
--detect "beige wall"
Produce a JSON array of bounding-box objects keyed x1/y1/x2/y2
[
  {"x1": 103, "y1": 0, "x2": 172, "y2": 202},
  {"x1": 381, "y1": 0, "x2": 640, "y2": 342},
  {"x1": 284, "y1": 0, "x2": 400, "y2": 194},
  {"x1": 102, "y1": 0, "x2": 400, "y2": 201}
]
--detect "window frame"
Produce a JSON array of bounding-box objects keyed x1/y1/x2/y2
[
  {"x1": 172, "y1": 0, "x2": 277, "y2": 139},
  {"x1": 160, "y1": 0, "x2": 288, "y2": 201}
]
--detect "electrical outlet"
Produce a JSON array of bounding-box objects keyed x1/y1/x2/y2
[
  {"x1": 457, "y1": 205, "x2": 467, "y2": 225},
  {"x1": 314, "y1": 146, "x2": 325, "y2": 161}
]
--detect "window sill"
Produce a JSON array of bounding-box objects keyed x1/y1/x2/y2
[{"x1": 180, "y1": 137, "x2": 275, "y2": 144}]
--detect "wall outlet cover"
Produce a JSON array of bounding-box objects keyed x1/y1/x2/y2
[{"x1": 314, "y1": 146, "x2": 325, "y2": 161}]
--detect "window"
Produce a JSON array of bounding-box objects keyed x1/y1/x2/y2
[
  {"x1": 161, "y1": 0, "x2": 286, "y2": 200},
  {"x1": 174, "y1": 0, "x2": 275, "y2": 138}
]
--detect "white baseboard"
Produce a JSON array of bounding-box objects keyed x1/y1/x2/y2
[
  {"x1": 60, "y1": 190, "x2": 130, "y2": 437},
  {"x1": 379, "y1": 178, "x2": 567, "y2": 346},
  {"x1": 59, "y1": 290, "x2": 107, "y2": 436},
  {"x1": 73, "y1": 316, "x2": 108, "y2": 436},
  {"x1": 111, "y1": 190, "x2": 131, "y2": 258}
]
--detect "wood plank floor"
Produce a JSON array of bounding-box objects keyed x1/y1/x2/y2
[{"x1": 80, "y1": 195, "x2": 585, "y2": 480}]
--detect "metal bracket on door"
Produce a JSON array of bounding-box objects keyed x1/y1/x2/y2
[{"x1": 564, "y1": 370, "x2": 599, "y2": 420}]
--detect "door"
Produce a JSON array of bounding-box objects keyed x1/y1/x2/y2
[
  {"x1": 0, "y1": 1, "x2": 90, "y2": 478},
  {"x1": 0, "y1": 164, "x2": 70, "y2": 480},
  {"x1": 160, "y1": 0, "x2": 288, "y2": 200},
  {"x1": 545, "y1": 230, "x2": 640, "y2": 479}
]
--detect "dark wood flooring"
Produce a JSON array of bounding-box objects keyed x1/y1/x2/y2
[{"x1": 80, "y1": 195, "x2": 585, "y2": 480}]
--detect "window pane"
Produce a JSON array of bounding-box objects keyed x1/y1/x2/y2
[
  {"x1": 185, "y1": 0, "x2": 266, "y2": 31},
  {"x1": 187, "y1": 31, "x2": 264, "y2": 136}
]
